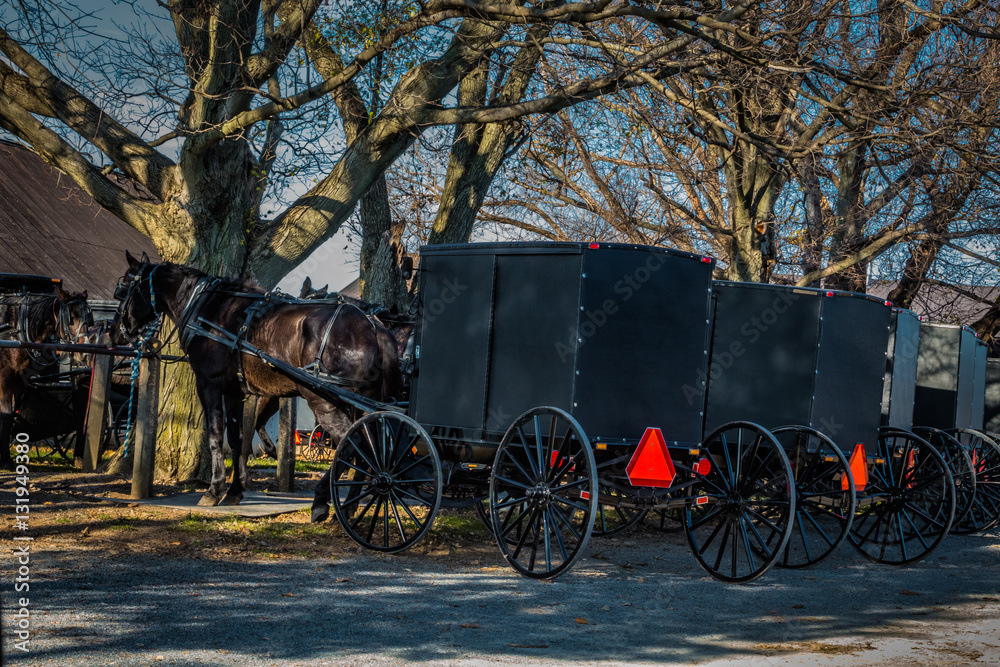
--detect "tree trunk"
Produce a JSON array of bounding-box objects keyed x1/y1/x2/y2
[{"x1": 359, "y1": 177, "x2": 409, "y2": 309}]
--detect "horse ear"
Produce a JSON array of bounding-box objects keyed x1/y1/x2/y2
[
  {"x1": 80, "y1": 290, "x2": 88, "y2": 300},
  {"x1": 300, "y1": 277, "x2": 312, "y2": 298},
  {"x1": 140, "y1": 251, "x2": 150, "y2": 263},
  {"x1": 56, "y1": 286, "x2": 69, "y2": 300},
  {"x1": 126, "y1": 250, "x2": 140, "y2": 270}
]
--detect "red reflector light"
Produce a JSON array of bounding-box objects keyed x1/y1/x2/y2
[
  {"x1": 580, "y1": 491, "x2": 590, "y2": 501},
  {"x1": 701, "y1": 257, "x2": 713, "y2": 263},
  {"x1": 294, "y1": 430, "x2": 301, "y2": 445},
  {"x1": 589, "y1": 243, "x2": 600, "y2": 249},
  {"x1": 884, "y1": 300, "x2": 892, "y2": 307},
  {"x1": 695, "y1": 496, "x2": 709, "y2": 505},
  {"x1": 826, "y1": 291, "x2": 834, "y2": 297},
  {"x1": 626, "y1": 428, "x2": 677, "y2": 488},
  {"x1": 695, "y1": 457, "x2": 712, "y2": 476}
]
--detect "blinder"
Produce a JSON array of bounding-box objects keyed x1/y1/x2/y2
[{"x1": 116, "y1": 263, "x2": 160, "y2": 336}]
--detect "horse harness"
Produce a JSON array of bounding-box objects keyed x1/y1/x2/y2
[
  {"x1": 0, "y1": 292, "x2": 91, "y2": 369},
  {"x1": 172, "y1": 278, "x2": 381, "y2": 395}
]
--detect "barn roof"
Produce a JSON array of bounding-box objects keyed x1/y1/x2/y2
[{"x1": 0, "y1": 140, "x2": 160, "y2": 299}]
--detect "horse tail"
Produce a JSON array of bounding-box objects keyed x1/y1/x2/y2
[{"x1": 376, "y1": 326, "x2": 402, "y2": 402}]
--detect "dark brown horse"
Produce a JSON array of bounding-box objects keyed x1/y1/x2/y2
[
  {"x1": 0, "y1": 287, "x2": 92, "y2": 469},
  {"x1": 115, "y1": 252, "x2": 401, "y2": 507}
]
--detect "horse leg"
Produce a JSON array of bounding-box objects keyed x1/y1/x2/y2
[
  {"x1": 221, "y1": 393, "x2": 250, "y2": 505},
  {"x1": 195, "y1": 384, "x2": 227, "y2": 507},
  {"x1": 0, "y1": 374, "x2": 20, "y2": 469},
  {"x1": 306, "y1": 398, "x2": 355, "y2": 523},
  {"x1": 0, "y1": 399, "x2": 15, "y2": 470}
]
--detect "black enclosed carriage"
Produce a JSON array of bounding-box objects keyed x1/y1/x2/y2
[
  {"x1": 914, "y1": 324, "x2": 1000, "y2": 533},
  {"x1": 702, "y1": 282, "x2": 956, "y2": 566},
  {"x1": 327, "y1": 243, "x2": 797, "y2": 581}
]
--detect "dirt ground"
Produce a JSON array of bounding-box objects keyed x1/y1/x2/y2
[
  {"x1": 4, "y1": 460, "x2": 499, "y2": 566},
  {"x1": 3, "y1": 460, "x2": 1000, "y2": 667}
]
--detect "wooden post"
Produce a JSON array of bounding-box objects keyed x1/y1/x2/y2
[
  {"x1": 80, "y1": 336, "x2": 113, "y2": 472},
  {"x1": 277, "y1": 398, "x2": 297, "y2": 492},
  {"x1": 131, "y1": 339, "x2": 161, "y2": 500}
]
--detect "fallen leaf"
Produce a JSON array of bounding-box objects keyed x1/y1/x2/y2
[
  {"x1": 636, "y1": 577, "x2": 644, "y2": 583},
  {"x1": 281, "y1": 593, "x2": 294, "y2": 598},
  {"x1": 792, "y1": 604, "x2": 804, "y2": 609},
  {"x1": 81, "y1": 527, "x2": 89, "y2": 536},
  {"x1": 575, "y1": 617, "x2": 594, "y2": 625},
  {"x1": 899, "y1": 590, "x2": 920, "y2": 596},
  {"x1": 170, "y1": 542, "x2": 181, "y2": 546},
  {"x1": 461, "y1": 623, "x2": 480, "y2": 629},
  {"x1": 335, "y1": 578, "x2": 350, "y2": 583}
]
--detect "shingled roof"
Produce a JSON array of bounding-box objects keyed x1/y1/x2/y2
[{"x1": 0, "y1": 140, "x2": 160, "y2": 299}]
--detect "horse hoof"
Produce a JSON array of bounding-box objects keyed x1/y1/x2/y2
[
  {"x1": 311, "y1": 505, "x2": 330, "y2": 523},
  {"x1": 197, "y1": 494, "x2": 221, "y2": 507},
  {"x1": 220, "y1": 494, "x2": 243, "y2": 506}
]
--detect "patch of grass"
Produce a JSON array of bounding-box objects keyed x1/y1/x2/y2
[
  {"x1": 54, "y1": 516, "x2": 75, "y2": 525},
  {"x1": 110, "y1": 519, "x2": 137, "y2": 532},
  {"x1": 175, "y1": 513, "x2": 219, "y2": 534},
  {"x1": 431, "y1": 512, "x2": 489, "y2": 540}
]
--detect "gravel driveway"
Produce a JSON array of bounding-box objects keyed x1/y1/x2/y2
[{"x1": 4, "y1": 519, "x2": 999, "y2": 666}]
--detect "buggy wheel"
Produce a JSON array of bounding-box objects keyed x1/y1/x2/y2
[
  {"x1": 849, "y1": 429, "x2": 955, "y2": 564},
  {"x1": 913, "y1": 427, "x2": 977, "y2": 529},
  {"x1": 684, "y1": 422, "x2": 795, "y2": 583},
  {"x1": 330, "y1": 411, "x2": 441, "y2": 553},
  {"x1": 948, "y1": 429, "x2": 1000, "y2": 534},
  {"x1": 592, "y1": 482, "x2": 647, "y2": 537},
  {"x1": 489, "y1": 407, "x2": 597, "y2": 579},
  {"x1": 772, "y1": 426, "x2": 855, "y2": 568}
]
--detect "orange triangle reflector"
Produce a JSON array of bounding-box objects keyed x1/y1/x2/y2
[
  {"x1": 842, "y1": 443, "x2": 868, "y2": 492},
  {"x1": 626, "y1": 428, "x2": 676, "y2": 488}
]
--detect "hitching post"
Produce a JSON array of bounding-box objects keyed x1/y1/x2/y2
[
  {"x1": 277, "y1": 398, "x2": 297, "y2": 492},
  {"x1": 131, "y1": 337, "x2": 162, "y2": 499},
  {"x1": 80, "y1": 332, "x2": 113, "y2": 472}
]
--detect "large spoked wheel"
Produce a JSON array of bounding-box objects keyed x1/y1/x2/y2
[
  {"x1": 948, "y1": 429, "x2": 1000, "y2": 534},
  {"x1": 913, "y1": 427, "x2": 976, "y2": 529},
  {"x1": 685, "y1": 422, "x2": 796, "y2": 583},
  {"x1": 330, "y1": 411, "x2": 442, "y2": 553},
  {"x1": 772, "y1": 425, "x2": 855, "y2": 569},
  {"x1": 489, "y1": 407, "x2": 598, "y2": 579},
  {"x1": 849, "y1": 429, "x2": 955, "y2": 564}
]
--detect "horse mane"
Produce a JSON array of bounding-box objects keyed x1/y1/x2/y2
[{"x1": 163, "y1": 262, "x2": 265, "y2": 296}]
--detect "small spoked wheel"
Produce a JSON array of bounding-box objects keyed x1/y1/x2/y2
[
  {"x1": 685, "y1": 422, "x2": 796, "y2": 583},
  {"x1": 772, "y1": 425, "x2": 856, "y2": 568},
  {"x1": 948, "y1": 429, "x2": 1000, "y2": 534},
  {"x1": 849, "y1": 429, "x2": 955, "y2": 564},
  {"x1": 489, "y1": 406, "x2": 598, "y2": 579},
  {"x1": 913, "y1": 427, "x2": 977, "y2": 529},
  {"x1": 330, "y1": 411, "x2": 442, "y2": 553}
]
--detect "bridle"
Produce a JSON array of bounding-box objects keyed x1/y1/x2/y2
[{"x1": 115, "y1": 262, "x2": 161, "y2": 342}]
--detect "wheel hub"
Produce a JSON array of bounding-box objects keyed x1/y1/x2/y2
[
  {"x1": 525, "y1": 482, "x2": 552, "y2": 503},
  {"x1": 374, "y1": 472, "x2": 394, "y2": 490}
]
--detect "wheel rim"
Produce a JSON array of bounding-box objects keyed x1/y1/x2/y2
[
  {"x1": 772, "y1": 426, "x2": 855, "y2": 569},
  {"x1": 685, "y1": 422, "x2": 796, "y2": 583},
  {"x1": 913, "y1": 427, "x2": 976, "y2": 529},
  {"x1": 330, "y1": 411, "x2": 441, "y2": 553},
  {"x1": 489, "y1": 407, "x2": 597, "y2": 579},
  {"x1": 849, "y1": 430, "x2": 955, "y2": 564},
  {"x1": 949, "y1": 429, "x2": 1000, "y2": 533}
]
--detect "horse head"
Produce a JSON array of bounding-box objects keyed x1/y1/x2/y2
[
  {"x1": 55, "y1": 286, "x2": 93, "y2": 342},
  {"x1": 116, "y1": 251, "x2": 160, "y2": 336}
]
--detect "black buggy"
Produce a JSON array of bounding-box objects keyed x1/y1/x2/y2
[{"x1": 322, "y1": 243, "x2": 798, "y2": 581}]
